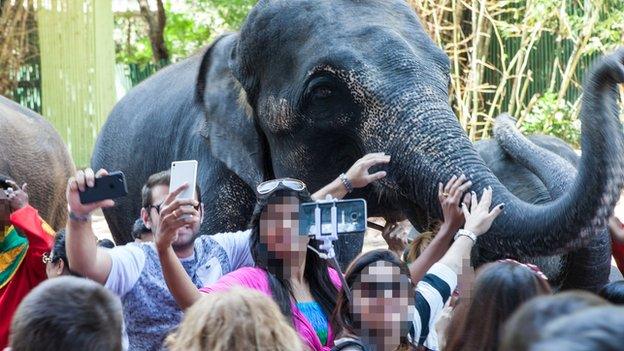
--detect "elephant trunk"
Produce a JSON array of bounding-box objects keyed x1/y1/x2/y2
[
  {"x1": 379, "y1": 52, "x2": 624, "y2": 261},
  {"x1": 493, "y1": 113, "x2": 611, "y2": 292}
]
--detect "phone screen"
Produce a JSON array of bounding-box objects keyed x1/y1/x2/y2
[
  {"x1": 299, "y1": 199, "x2": 367, "y2": 236},
  {"x1": 170, "y1": 160, "x2": 198, "y2": 200}
]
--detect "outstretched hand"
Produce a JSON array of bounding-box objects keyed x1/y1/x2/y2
[
  {"x1": 345, "y1": 152, "x2": 391, "y2": 189},
  {"x1": 461, "y1": 186, "x2": 504, "y2": 236},
  {"x1": 66, "y1": 168, "x2": 115, "y2": 217},
  {"x1": 438, "y1": 174, "x2": 472, "y2": 231}
]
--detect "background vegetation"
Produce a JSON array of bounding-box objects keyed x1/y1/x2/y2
[{"x1": 2, "y1": 0, "x2": 623, "y2": 149}]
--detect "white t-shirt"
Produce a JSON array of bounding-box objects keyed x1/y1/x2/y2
[
  {"x1": 104, "y1": 229, "x2": 253, "y2": 296},
  {"x1": 410, "y1": 262, "x2": 458, "y2": 350}
]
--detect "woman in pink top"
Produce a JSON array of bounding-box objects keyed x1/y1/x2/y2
[
  {"x1": 159, "y1": 181, "x2": 348, "y2": 350},
  {"x1": 157, "y1": 154, "x2": 392, "y2": 350}
]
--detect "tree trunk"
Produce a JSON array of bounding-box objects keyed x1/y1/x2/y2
[{"x1": 137, "y1": 0, "x2": 169, "y2": 63}]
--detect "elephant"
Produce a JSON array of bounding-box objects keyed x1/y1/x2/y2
[
  {"x1": 92, "y1": 0, "x2": 624, "y2": 291},
  {"x1": 475, "y1": 114, "x2": 612, "y2": 290},
  {"x1": 0, "y1": 95, "x2": 75, "y2": 230}
]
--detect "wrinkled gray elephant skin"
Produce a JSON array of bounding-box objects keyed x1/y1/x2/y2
[{"x1": 92, "y1": 0, "x2": 624, "y2": 289}]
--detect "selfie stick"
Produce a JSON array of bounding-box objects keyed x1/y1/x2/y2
[{"x1": 307, "y1": 195, "x2": 352, "y2": 303}]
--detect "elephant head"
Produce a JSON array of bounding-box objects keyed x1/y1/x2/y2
[{"x1": 197, "y1": 0, "x2": 624, "y2": 262}]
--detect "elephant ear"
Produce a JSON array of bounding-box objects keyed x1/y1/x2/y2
[{"x1": 195, "y1": 33, "x2": 269, "y2": 187}]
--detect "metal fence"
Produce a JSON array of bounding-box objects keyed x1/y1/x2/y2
[{"x1": 12, "y1": 61, "x2": 164, "y2": 115}]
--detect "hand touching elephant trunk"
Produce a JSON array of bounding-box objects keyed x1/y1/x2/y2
[
  {"x1": 493, "y1": 113, "x2": 612, "y2": 292},
  {"x1": 388, "y1": 49, "x2": 624, "y2": 263}
]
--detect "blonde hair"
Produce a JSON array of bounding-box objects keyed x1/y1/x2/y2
[
  {"x1": 404, "y1": 221, "x2": 442, "y2": 264},
  {"x1": 166, "y1": 287, "x2": 304, "y2": 351}
]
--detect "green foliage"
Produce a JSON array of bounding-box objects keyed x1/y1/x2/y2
[
  {"x1": 520, "y1": 93, "x2": 581, "y2": 147},
  {"x1": 114, "y1": 0, "x2": 257, "y2": 65}
]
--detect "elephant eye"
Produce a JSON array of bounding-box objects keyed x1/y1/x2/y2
[{"x1": 311, "y1": 85, "x2": 334, "y2": 100}]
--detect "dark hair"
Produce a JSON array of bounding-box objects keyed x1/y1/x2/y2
[
  {"x1": 598, "y1": 280, "x2": 624, "y2": 305},
  {"x1": 248, "y1": 187, "x2": 338, "y2": 326},
  {"x1": 131, "y1": 218, "x2": 151, "y2": 239},
  {"x1": 528, "y1": 306, "x2": 624, "y2": 351},
  {"x1": 9, "y1": 276, "x2": 123, "y2": 351},
  {"x1": 97, "y1": 238, "x2": 115, "y2": 249},
  {"x1": 141, "y1": 170, "x2": 202, "y2": 209},
  {"x1": 332, "y1": 249, "x2": 413, "y2": 347},
  {"x1": 51, "y1": 229, "x2": 80, "y2": 276},
  {"x1": 443, "y1": 260, "x2": 552, "y2": 351},
  {"x1": 500, "y1": 291, "x2": 608, "y2": 351}
]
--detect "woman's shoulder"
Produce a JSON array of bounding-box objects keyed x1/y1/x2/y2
[{"x1": 200, "y1": 267, "x2": 270, "y2": 294}]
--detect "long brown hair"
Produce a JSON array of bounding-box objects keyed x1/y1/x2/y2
[{"x1": 443, "y1": 260, "x2": 552, "y2": 351}]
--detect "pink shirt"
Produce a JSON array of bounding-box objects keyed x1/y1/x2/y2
[{"x1": 200, "y1": 266, "x2": 342, "y2": 351}]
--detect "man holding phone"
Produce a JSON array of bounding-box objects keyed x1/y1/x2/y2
[{"x1": 65, "y1": 153, "x2": 390, "y2": 350}]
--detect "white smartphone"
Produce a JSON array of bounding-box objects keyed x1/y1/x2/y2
[{"x1": 169, "y1": 160, "x2": 198, "y2": 201}]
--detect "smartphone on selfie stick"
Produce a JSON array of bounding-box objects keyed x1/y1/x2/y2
[{"x1": 299, "y1": 197, "x2": 368, "y2": 303}]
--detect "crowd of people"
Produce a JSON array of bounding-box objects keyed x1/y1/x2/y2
[{"x1": 1, "y1": 153, "x2": 624, "y2": 351}]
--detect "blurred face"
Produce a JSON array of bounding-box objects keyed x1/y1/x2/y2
[
  {"x1": 259, "y1": 195, "x2": 309, "y2": 262},
  {"x1": 350, "y1": 261, "x2": 415, "y2": 346},
  {"x1": 147, "y1": 185, "x2": 202, "y2": 250}
]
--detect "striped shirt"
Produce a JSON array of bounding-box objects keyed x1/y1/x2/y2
[{"x1": 409, "y1": 262, "x2": 457, "y2": 351}]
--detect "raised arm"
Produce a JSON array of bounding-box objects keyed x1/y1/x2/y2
[
  {"x1": 312, "y1": 153, "x2": 390, "y2": 200},
  {"x1": 65, "y1": 168, "x2": 115, "y2": 284},
  {"x1": 155, "y1": 184, "x2": 203, "y2": 310},
  {"x1": 437, "y1": 186, "x2": 503, "y2": 274},
  {"x1": 6, "y1": 181, "x2": 55, "y2": 252},
  {"x1": 409, "y1": 175, "x2": 472, "y2": 283}
]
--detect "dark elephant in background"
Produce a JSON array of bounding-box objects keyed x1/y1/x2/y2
[
  {"x1": 92, "y1": 0, "x2": 624, "y2": 291},
  {"x1": 0, "y1": 95, "x2": 75, "y2": 230},
  {"x1": 476, "y1": 114, "x2": 612, "y2": 290}
]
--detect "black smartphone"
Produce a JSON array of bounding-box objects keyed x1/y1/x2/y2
[
  {"x1": 299, "y1": 199, "x2": 367, "y2": 236},
  {"x1": 79, "y1": 171, "x2": 128, "y2": 205}
]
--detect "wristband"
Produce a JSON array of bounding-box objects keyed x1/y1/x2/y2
[
  {"x1": 339, "y1": 173, "x2": 354, "y2": 193},
  {"x1": 69, "y1": 211, "x2": 91, "y2": 222},
  {"x1": 454, "y1": 229, "x2": 477, "y2": 243}
]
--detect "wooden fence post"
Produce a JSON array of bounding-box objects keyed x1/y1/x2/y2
[{"x1": 37, "y1": 0, "x2": 115, "y2": 167}]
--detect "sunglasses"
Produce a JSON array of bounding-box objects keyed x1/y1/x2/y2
[
  {"x1": 256, "y1": 178, "x2": 307, "y2": 195},
  {"x1": 42, "y1": 251, "x2": 54, "y2": 264},
  {"x1": 148, "y1": 202, "x2": 200, "y2": 214}
]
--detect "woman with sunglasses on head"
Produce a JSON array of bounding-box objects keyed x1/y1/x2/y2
[
  {"x1": 156, "y1": 153, "x2": 391, "y2": 350},
  {"x1": 331, "y1": 184, "x2": 504, "y2": 351},
  {"x1": 159, "y1": 180, "x2": 342, "y2": 350}
]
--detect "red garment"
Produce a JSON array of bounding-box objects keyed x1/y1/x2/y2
[
  {"x1": 613, "y1": 236, "x2": 624, "y2": 277},
  {"x1": 0, "y1": 205, "x2": 54, "y2": 348}
]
